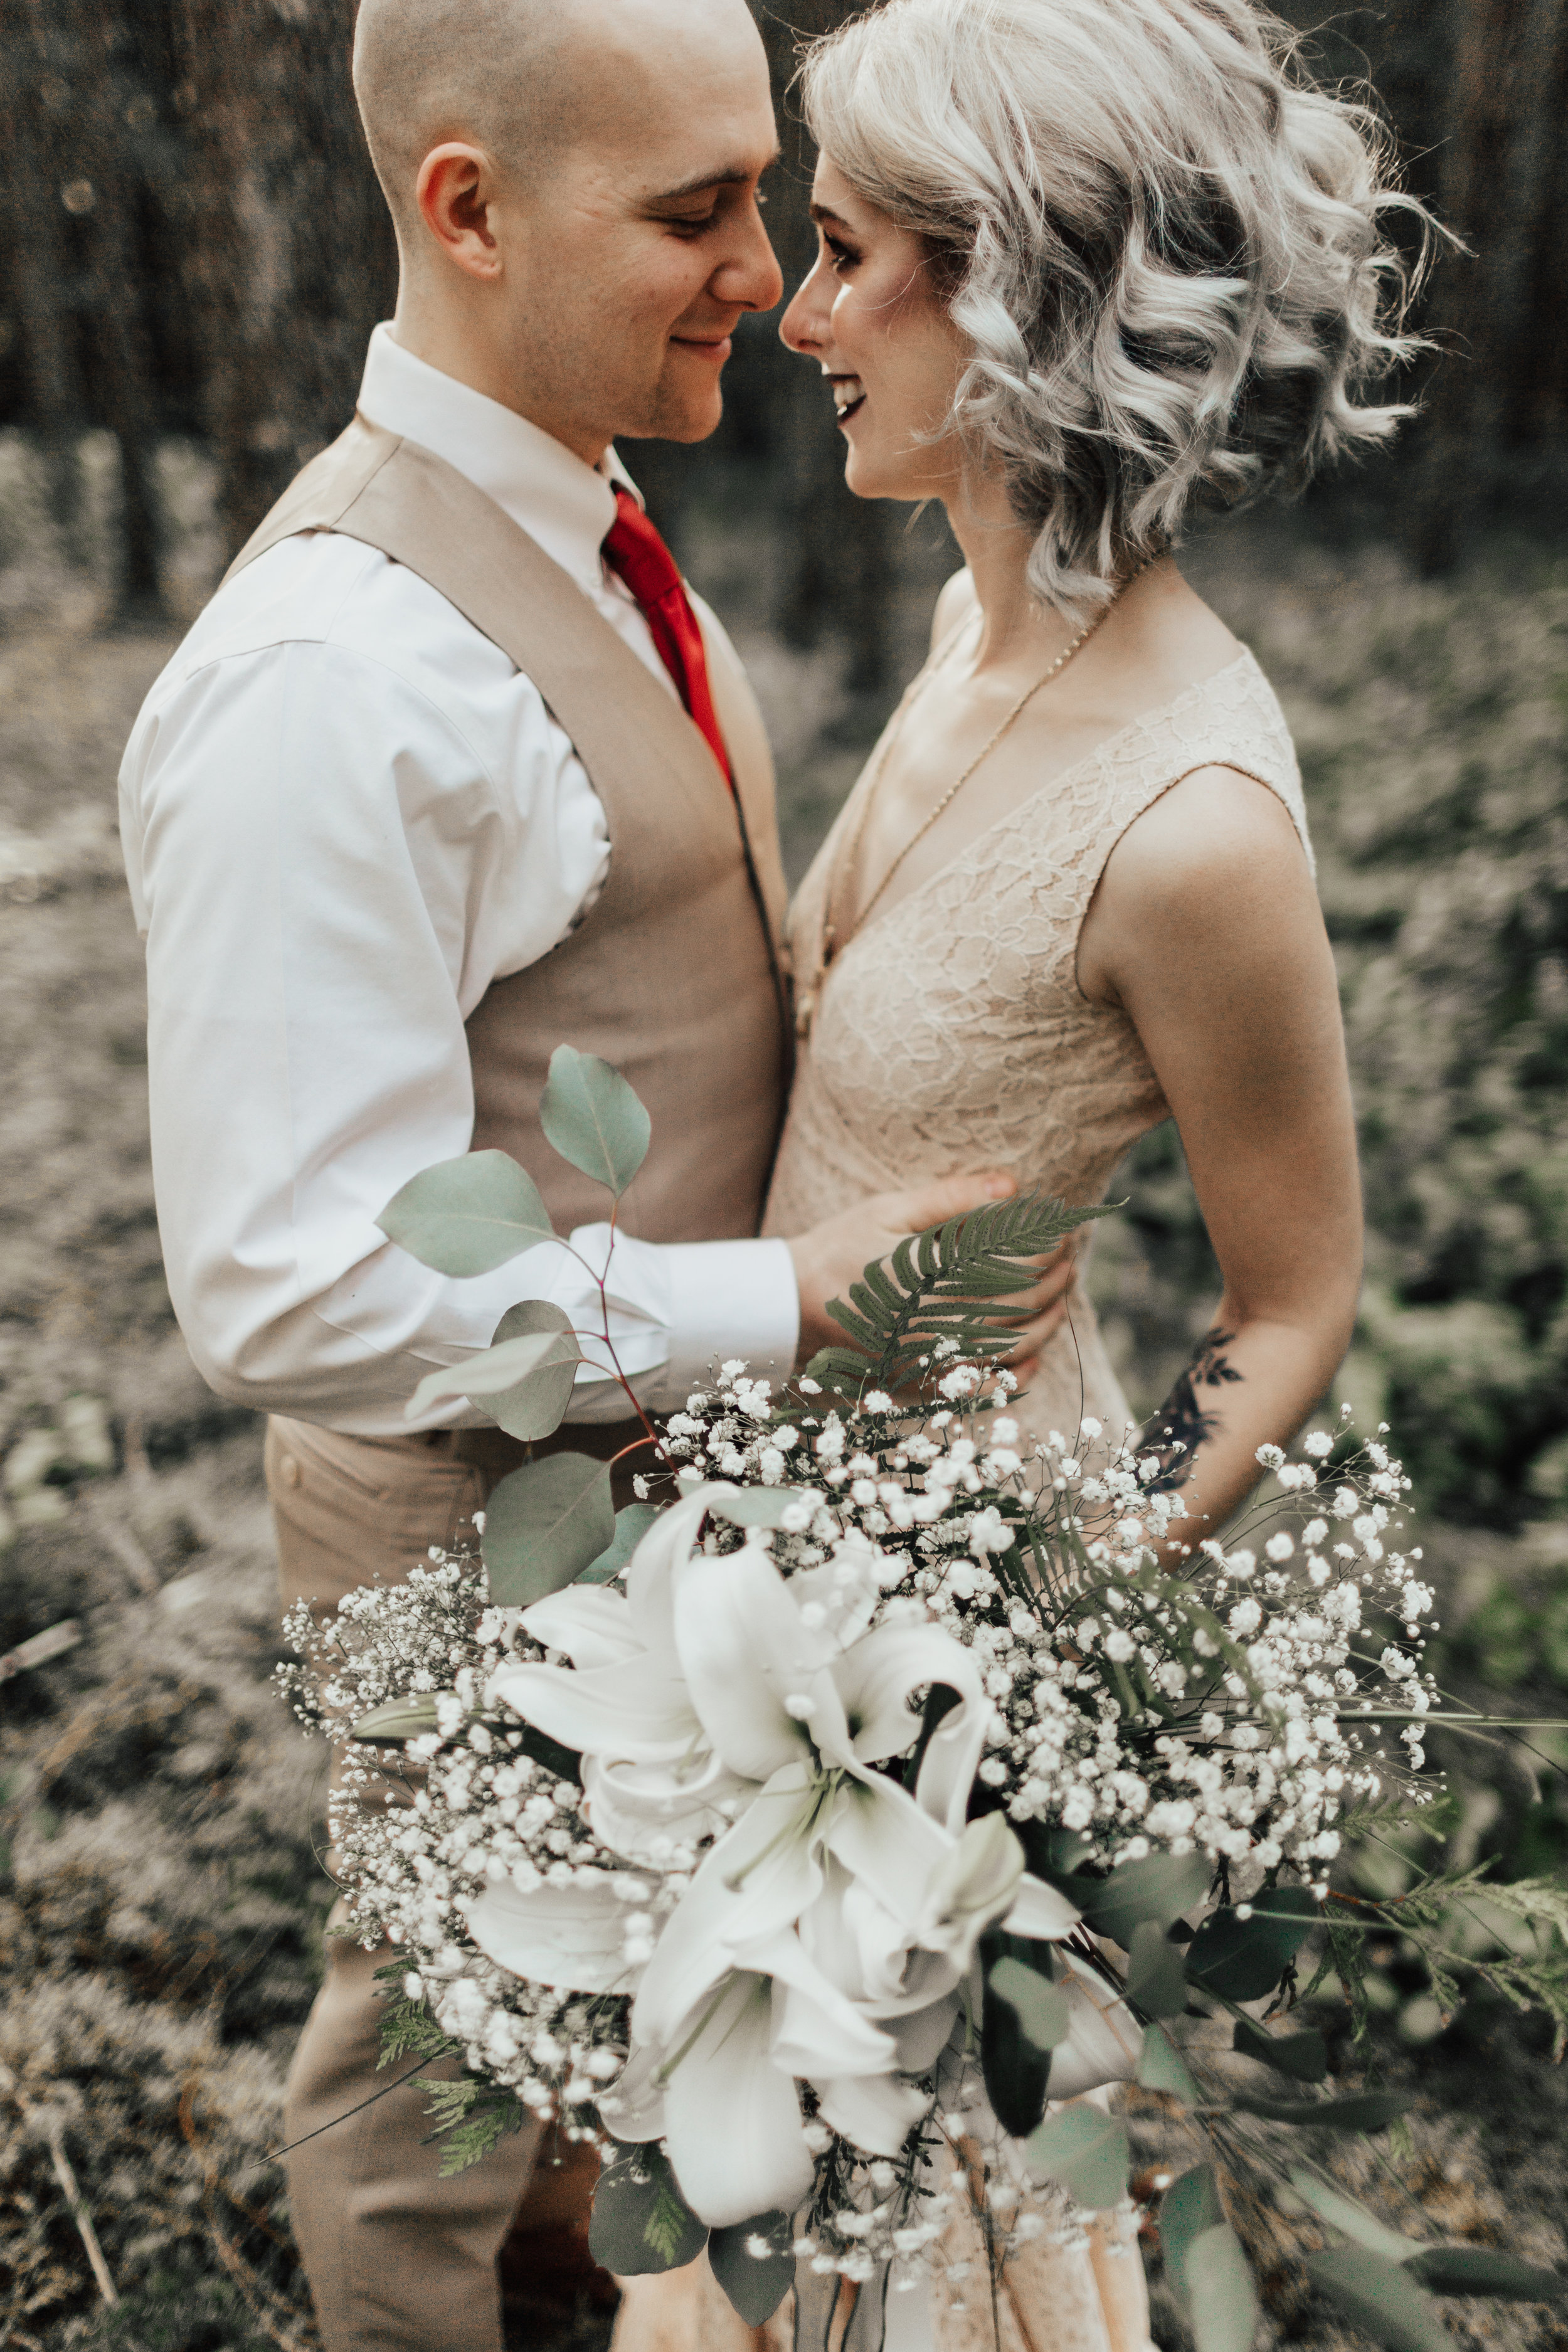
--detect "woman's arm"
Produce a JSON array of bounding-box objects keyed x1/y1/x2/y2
[{"x1": 1076, "y1": 765, "x2": 1362, "y2": 1549}]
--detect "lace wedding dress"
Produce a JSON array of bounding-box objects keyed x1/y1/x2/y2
[
  {"x1": 765, "y1": 648, "x2": 1313, "y2": 1461},
  {"x1": 761, "y1": 647, "x2": 1313, "y2": 2352}
]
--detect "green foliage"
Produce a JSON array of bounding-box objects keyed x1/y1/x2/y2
[
  {"x1": 707, "y1": 2213, "x2": 796, "y2": 2325},
  {"x1": 1287, "y1": 2169, "x2": 1420, "y2": 2265},
  {"x1": 809, "y1": 1189, "x2": 1115, "y2": 1394},
  {"x1": 375, "y1": 1979, "x2": 459, "y2": 2070},
  {"x1": 982, "y1": 1941, "x2": 1066, "y2": 2134},
  {"x1": 1405, "y1": 2249, "x2": 1564, "y2": 2299},
  {"x1": 475, "y1": 1299, "x2": 581, "y2": 1441},
  {"x1": 1307, "y1": 2245, "x2": 1454, "y2": 2352},
  {"x1": 1184, "y1": 2223, "x2": 1261, "y2": 2352},
  {"x1": 1158, "y1": 2164, "x2": 1225, "y2": 2302},
  {"x1": 1137, "y1": 2021, "x2": 1200, "y2": 2102},
  {"x1": 377, "y1": 1147, "x2": 555, "y2": 1275},
  {"x1": 1050, "y1": 1847, "x2": 1210, "y2": 1947},
  {"x1": 707, "y1": 1485, "x2": 812, "y2": 1527},
  {"x1": 480, "y1": 1450, "x2": 617, "y2": 1606},
  {"x1": 411, "y1": 2074, "x2": 530, "y2": 2175},
  {"x1": 581, "y1": 1500, "x2": 662, "y2": 1582},
  {"x1": 1022, "y1": 2102, "x2": 1130, "y2": 2209},
  {"x1": 352, "y1": 1693, "x2": 440, "y2": 1742},
  {"x1": 1184, "y1": 1887, "x2": 1319, "y2": 2000},
  {"x1": 405, "y1": 1315, "x2": 580, "y2": 1434},
  {"x1": 590, "y1": 2141, "x2": 709, "y2": 2274},
  {"x1": 1125, "y1": 1918, "x2": 1190, "y2": 2018},
  {"x1": 539, "y1": 1043, "x2": 652, "y2": 1197},
  {"x1": 1229, "y1": 2090, "x2": 1409, "y2": 2132},
  {"x1": 1232, "y1": 2016, "x2": 1328, "y2": 2082}
]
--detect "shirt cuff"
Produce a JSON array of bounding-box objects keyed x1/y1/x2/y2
[{"x1": 660, "y1": 1237, "x2": 800, "y2": 1407}]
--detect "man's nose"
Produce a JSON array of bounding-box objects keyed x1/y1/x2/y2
[{"x1": 715, "y1": 198, "x2": 784, "y2": 315}]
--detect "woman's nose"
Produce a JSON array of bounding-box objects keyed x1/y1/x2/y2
[{"x1": 780, "y1": 263, "x2": 829, "y2": 355}]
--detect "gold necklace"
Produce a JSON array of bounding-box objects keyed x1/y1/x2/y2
[{"x1": 795, "y1": 575, "x2": 1140, "y2": 1042}]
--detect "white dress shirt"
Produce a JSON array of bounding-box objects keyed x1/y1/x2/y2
[{"x1": 119, "y1": 324, "x2": 799, "y2": 1436}]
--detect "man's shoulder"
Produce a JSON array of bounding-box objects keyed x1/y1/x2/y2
[{"x1": 167, "y1": 531, "x2": 531, "y2": 689}]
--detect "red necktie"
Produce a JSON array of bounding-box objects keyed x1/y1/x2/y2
[{"x1": 601, "y1": 486, "x2": 733, "y2": 790}]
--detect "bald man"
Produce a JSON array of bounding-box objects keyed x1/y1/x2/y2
[{"x1": 118, "y1": 1, "x2": 1027, "y2": 2347}]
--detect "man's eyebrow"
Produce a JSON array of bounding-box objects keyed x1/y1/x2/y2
[{"x1": 647, "y1": 150, "x2": 782, "y2": 204}]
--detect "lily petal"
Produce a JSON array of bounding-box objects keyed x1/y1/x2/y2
[
  {"x1": 465, "y1": 1874, "x2": 635, "y2": 1994},
  {"x1": 673, "y1": 1544, "x2": 821, "y2": 1783},
  {"x1": 1003, "y1": 1870, "x2": 1083, "y2": 1942},
  {"x1": 623, "y1": 1488, "x2": 712, "y2": 1652},
  {"x1": 812, "y1": 2070, "x2": 933, "y2": 2158},
  {"x1": 660, "y1": 1972, "x2": 816, "y2": 2228},
  {"x1": 1040, "y1": 1951, "x2": 1143, "y2": 2098},
  {"x1": 519, "y1": 1585, "x2": 641, "y2": 1671},
  {"x1": 825, "y1": 1770, "x2": 956, "y2": 1934},
  {"x1": 596, "y1": 2038, "x2": 667, "y2": 2146},
  {"x1": 632, "y1": 1764, "x2": 823, "y2": 2048},
  {"x1": 583, "y1": 1749, "x2": 751, "y2": 1865},
  {"x1": 834, "y1": 1624, "x2": 986, "y2": 1771},
  {"x1": 489, "y1": 1657, "x2": 701, "y2": 1761}
]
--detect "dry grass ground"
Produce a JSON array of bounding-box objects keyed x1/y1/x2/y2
[{"x1": 2, "y1": 514, "x2": 1567, "y2": 2350}]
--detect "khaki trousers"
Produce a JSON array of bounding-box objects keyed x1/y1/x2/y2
[{"x1": 268, "y1": 1414, "x2": 633, "y2": 2352}]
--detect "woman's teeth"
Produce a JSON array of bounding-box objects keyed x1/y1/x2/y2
[{"x1": 831, "y1": 376, "x2": 866, "y2": 420}]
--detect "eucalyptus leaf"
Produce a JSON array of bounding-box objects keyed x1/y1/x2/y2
[
  {"x1": 588, "y1": 2142, "x2": 707, "y2": 2275},
  {"x1": 378, "y1": 1150, "x2": 555, "y2": 1276},
  {"x1": 477, "y1": 1300, "x2": 581, "y2": 1441},
  {"x1": 580, "y1": 1502, "x2": 662, "y2": 1584},
  {"x1": 1231, "y1": 2090, "x2": 1409, "y2": 2132},
  {"x1": 1286, "y1": 2171, "x2": 1421, "y2": 2266},
  {"x1": 707, "y1": 2213, "x2": 795, "y2": 2324},
  {"x1": 982, "y1": 1937, "x2": 1059, "y2": 2136},
  {"x1": 1137, "y1": 2021, "x2": 1200, "y2": 2104},
  {"x1": 406, "y1": 1325, "x2": 580, "y2": 1431},
  {"x1": 1127, "y1": 1918, "x2": 1190, "y2": 2019},
  {"x1": 540, "y1": 1045, "x2": 651, "y2": 1198},
  {"x1": 482, "y1": 1453, "x2": 617, "y2": 1608},
  {"x1": 1406, "y1": 2249, "x2": 1564, "y2": 2300},
  {"x1": 1073, "y1": 1850, "x2": 1210, "y2": 1947},
  {"x1": 1308, "y1": 2247, "x2": 1453, "y2": 2352},
  {"x1": 705, "y1": 1487, "x2": 810, "y2": 1528},
  {"x1": 1234, "y1": 2018, "x2": 1328, "y2": 2083},
  {"x1": 989, "y1": 1954, "x2": 1072, "y2": 2051},
  {"x1": 1186, "y1": 2223, "x2": 1260, "y2": 2352},
  {"x1": 1159, "y1": 2165, "x2": 1224, "y2": 2302},
  {"x1": 351, "y1": 1695, "x2": 442, "y2": 1742},
  {"x1": 1184, "y1": 1887, "x2": 1319, "y2": 2001},
  {"x1": 1024, "y1": 2103, "x2": 1130, "y2": 2210}
]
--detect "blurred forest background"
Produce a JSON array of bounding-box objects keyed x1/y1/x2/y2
[{"x1": 3, "y1": 0, "x2": 1568, "y2": 2347}]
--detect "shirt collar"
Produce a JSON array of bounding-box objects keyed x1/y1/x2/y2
[{"x1": 356, "y1": 322, "x2": 639, "y2": 596}]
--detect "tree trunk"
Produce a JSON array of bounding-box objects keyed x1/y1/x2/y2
[{"x1": 171, "y1": 0, "x2": 396, "y2": 558}]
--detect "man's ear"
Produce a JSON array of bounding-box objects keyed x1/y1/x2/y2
[{"x1": 416, "y1": 144, "x2": 503, "y2": 282}]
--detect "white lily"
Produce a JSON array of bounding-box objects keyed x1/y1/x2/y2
[{"x1": 465, "y1": 1486, "x2": 1132, "y2": 2226}]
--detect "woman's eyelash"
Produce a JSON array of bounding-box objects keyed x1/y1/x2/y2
[{"x1": 824, "y1": 232, "x2": 859, "y2": 270}]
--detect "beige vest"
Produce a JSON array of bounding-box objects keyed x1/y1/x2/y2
[{"x1": 224, "y1": 415, "x2": 792, "y2": 1248}]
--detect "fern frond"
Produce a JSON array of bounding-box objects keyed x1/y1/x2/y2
[{"x1": 821, "y1": 1190, "x2": 1118, "y2": 1391}]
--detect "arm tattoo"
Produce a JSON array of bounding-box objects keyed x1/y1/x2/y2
[{"x1": 1146, "y1": 1326, "x2": 1244, "y2": 1492}]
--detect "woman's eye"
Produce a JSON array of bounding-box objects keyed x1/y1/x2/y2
[{"x1": 824, "y1": 233, "x2": 859, "y2": 274}]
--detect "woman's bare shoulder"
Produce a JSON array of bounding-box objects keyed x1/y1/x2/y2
[
  {"x1": 930, "y1": 566, "x2": 978, "y2": 654},
  {"x1": 1079, "y1": 765, "x2": 1314, "y2": 1005}
]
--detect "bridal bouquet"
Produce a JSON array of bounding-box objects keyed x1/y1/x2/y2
[{"x1": 280, "y1": 1049, "x2": 1568, "y2": 2349}]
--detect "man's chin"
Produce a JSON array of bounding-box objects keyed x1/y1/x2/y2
[{"x1": 620, "y1": 381, "x2": 726, "y2": 447}]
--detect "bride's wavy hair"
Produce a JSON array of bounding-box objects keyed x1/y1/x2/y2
[{"x1": 798, "y1": 0, "x2": 1434, "y2": 619}]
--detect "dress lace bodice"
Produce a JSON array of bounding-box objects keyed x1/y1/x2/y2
[{"x1": 763, "y1": 648, "x2": 1312, "y2": 1449}]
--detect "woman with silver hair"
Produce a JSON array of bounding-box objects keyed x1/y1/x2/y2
[{"x1": 761, "y1": 9, "x2": 1426, "y2": 2338}]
